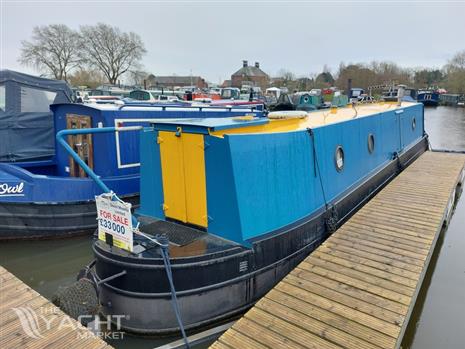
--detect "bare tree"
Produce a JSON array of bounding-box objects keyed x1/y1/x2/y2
[
  {"x1": 19, "y1": 24, "x2": 81, "y2": 81},
  {"x1": 277, "y1": 68, "x2": 296, "y2": 82},
  {"x1": 79, "y1": 23, "x2": 146, "y2": 85},
  {"x1": 128, "y1": 69, "x2": 150, "y2": 87}
]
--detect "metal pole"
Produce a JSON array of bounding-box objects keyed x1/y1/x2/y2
[
  {"x1": 56, "y1": 126, "x2": 143, "y2": 194},
  {"x1": 56, "y1": 126, "x2": 144, "y2": 228}
]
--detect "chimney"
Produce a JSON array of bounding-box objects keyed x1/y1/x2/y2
[
  {"x1": 255, "y1": 62, "x2": 260, "y2": 68},
  {"x1": 243, "y1": 60, "x2": 248, "y2": 67}
]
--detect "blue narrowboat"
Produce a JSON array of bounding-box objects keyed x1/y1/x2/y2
[
  {"x1": 417, "y1": 89, "x2": 439, "y2": 106},
  {"x1": 0, "y1": 103, "x2": 263, "y2": 239},
  {"x1": 89, "y1": 101, "x2": 428, "y2": 334}
]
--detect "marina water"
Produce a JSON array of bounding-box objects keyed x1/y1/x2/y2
[{"x1": 1, "y1": 106, "x2": 464, "y2": 349}]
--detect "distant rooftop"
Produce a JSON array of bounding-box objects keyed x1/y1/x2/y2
[{"x1": 232, "y1": 60, "x2": 268, "y2": 78}]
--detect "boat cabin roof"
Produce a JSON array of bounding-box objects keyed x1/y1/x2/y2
[
  {"x1": 51, "y1": 102, "x2": 261, "y2": 113},
  {"x1": 152, "y1": 102, "x2": 420, "y2": 136},
  {"x1": 153, "y1": 117, "x2": 268, "y2": 133}
]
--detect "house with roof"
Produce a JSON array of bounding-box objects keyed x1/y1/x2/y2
[{"x1": 231, "y1": 61, "x2": 269, "y2": 90}]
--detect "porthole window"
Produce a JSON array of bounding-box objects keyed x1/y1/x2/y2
[
  {"x1": 412, "y1": 117, "x2": 416, "y2": 131},
  {"x1": 368, "y1": 134, "x2": 375, "y2": 154},
  {"x1": 335, "y1": 146, "x2": 344, "y2": 172}
]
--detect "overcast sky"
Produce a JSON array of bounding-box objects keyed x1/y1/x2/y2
[{"x1": 1, "y1": 0, "x2": 465, "y2": 84}]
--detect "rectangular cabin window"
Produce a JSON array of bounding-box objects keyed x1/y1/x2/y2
[{"x1": 20, "y1": 86, "x2": 57, "y2": 113}]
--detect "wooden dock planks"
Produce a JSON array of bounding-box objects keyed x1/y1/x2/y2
[
  {"x1": 212, "y1": 151, "x2": 465, "y2": 349},
  {"x1": 0, "y1": 266, "x2": 113, "y2": 349}
]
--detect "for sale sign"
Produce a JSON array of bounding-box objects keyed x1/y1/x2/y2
[{"x1": 96, "y1": 193, "x2": 133, "y2": 252}]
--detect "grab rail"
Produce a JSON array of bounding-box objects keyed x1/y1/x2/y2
[
  {"x1": 56, "y1": 126, "x2": 142, "y2": 194},
  {"x1": 56, "y1": 126, "x2": 142, "y2": 227}
]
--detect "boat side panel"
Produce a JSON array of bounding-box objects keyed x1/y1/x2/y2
[
  {"x1": 54, "y1": 106, "x2": 152, "y2": 178},
  {"x1": 0, "y1": 162, "x2": 139, "y2": 203},
  {"x1": 204, "y1": 135, "x2": 243, "y2": 243},
  {"x1": 226, "y1": 131, "x2": 325, "y2": 241},
  {"x1": 137, "y1": 129, "x2": 165, "y2": 220},
  {"x1": 182, "y1": 133, "x2": 208, "y2": 227},
  {"x1": 208, "y1": 104, "x2": 424, "y2": 242},
  {"x1": 315, "y1": 110, "x2": 397, "y2": 202},
  {"x1": 400, "y1": 103, "x2": 424, "y2": 149}
]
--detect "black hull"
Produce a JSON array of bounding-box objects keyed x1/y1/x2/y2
[
  {"x1": 93, "y1": 138, "x2": 428, "y2": 334},
  {"x1": 0, "y1": 195, "x2": 139, "y2": 240}
]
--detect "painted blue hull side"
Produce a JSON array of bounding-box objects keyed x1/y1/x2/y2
[
  {"x1": 0, "y1": 163, "x2": 139, "y2": 203},
  {"x1": 139, "y1": 103, "x2": 425, "y2": 244},
  {"x1": 0, "y1": 162, "x2": 139, "y2": 239},
  {"x1": 211, "y1": 104, "x2": 424, "y2": 243},
  {"x1": 417, "y1": 92, "x2": 439, "y2": 106}
]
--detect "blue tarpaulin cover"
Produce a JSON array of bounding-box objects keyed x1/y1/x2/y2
[{"x1": 0, "y1": 70, "x2": 73, "y2": 162}]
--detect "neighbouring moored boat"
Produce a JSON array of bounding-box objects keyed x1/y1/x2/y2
[
  {"x1": 381, "y1": 85, "x2": 417, "y2": 103},
  {"x1": 291, "y1": 91, "x2": 324, "y2": 111},
  {"x1": 0, "y1": 69, "x2": 74, "y2": 163},
  {"x1": 417, "y1": 89, "x2": 439, "y2": 106},
  {"x1": 439, "y1": 93, "x2": 462, "y2": 106},
  {"x1": 268, "y1": 90, "x2": 345, "y2": 112},
  {"x1": 0, "y1": 103, "x2": 264, "y2": 239},
  {"x1": 89, "y1": 101, "x2": 428, "y2": 334}
]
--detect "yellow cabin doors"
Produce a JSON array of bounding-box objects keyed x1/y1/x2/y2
[
  {"x1": 158, "y1": 131, "x2": 208, "y2": 228},
  {"x1": 66, "y1": 114, "x2": 94, "y2": 177}
]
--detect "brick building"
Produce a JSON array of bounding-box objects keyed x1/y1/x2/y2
[{"x1": 231, "y1": 61, "x2": 269, "y2": 90}]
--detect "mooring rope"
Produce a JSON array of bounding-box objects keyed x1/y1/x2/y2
[
  {"x1": 136, "y1": 231, "x2": 191, "y2": 349},
  {"x1": 307, "y1": 128, "x2": 329, "y2": 210},
  {"x1": 307, "y1": 128, "x2": 339, "y2": 233}
]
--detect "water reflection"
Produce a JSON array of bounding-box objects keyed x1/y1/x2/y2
[
  {"x1": 425, "y1": 106, "x2": 465, "y2": 151},
  {"x1": 402, "y1": 106, "x2": 465, "y2": 349},
  {"x1": 0, "y1": 236, "x2": 93, "y2": 298}
]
